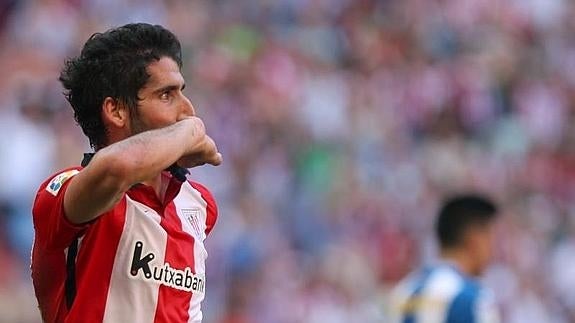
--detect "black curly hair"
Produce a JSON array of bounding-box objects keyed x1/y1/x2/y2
[{"x1": 60, "y1": 23, "x2": 183, "y2": 149}]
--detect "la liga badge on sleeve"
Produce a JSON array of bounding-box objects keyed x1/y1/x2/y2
[{"x1": 45, "y1": 170, "x2": 80, "y2": 196}]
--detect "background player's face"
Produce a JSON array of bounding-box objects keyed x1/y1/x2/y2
[
  {"x1": 468, "y1": 222, "x2": 496, "y2": 276},
  {"x1": 129, "y1": 56, "x2": 195, "y2": 135}
]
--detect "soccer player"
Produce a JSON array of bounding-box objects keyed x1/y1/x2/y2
[
  {"x1": 389, "y1": 195, "x2": 501, "y2": 323},
  {"x1": 31, "y1": 23, "x2": 222, "y2": 322}
]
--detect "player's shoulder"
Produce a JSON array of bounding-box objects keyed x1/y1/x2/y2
[
  {"x1": 37, "y1": 166, "x2": 83, "y2": 197},
  {"x1": 186, "y1": 180, "x2": 218, "y2": 235},
  {"x1": 402, "y1": 264, "x2": 469, "y2": 302},
  {"x1": 186, "y1": 180, "x2": 216, "y2": 204},
  {"x1": 390, "y1": 266, "x2": 436, "y2": 306},
  {"x1": 445, "y1": 277, "x2": 490, "y2": 322}
]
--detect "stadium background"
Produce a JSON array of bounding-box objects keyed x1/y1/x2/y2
[{"x1": 0, "y1": 0, "x2": 574, "y2": 322}]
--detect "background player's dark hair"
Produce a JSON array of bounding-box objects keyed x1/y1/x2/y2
[
  {"x1": 435, "y1": 194, "x2": 498, "y2": 249},
  {"x1": 60, "y1": 23, "x2": 182, "y2": 149}
]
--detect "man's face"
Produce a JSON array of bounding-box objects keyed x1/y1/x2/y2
[
  {"x1": 129, "y1": 56, "x2": 195, "y2": 134},
  {"x1": 468, "y1": 222, "x2": 496, "y2": 276}
]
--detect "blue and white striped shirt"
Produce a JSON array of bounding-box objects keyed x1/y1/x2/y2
[{"x1": 389, "y1": 263, "x2": 500, "y2": 323}]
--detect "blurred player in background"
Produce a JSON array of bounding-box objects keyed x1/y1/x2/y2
[
  {"x1": 30, "y1": 23, "x2": 222, "y2": 322},
  {"x1": 389, "y1": 194, "x2": 501, "y2": 323}
]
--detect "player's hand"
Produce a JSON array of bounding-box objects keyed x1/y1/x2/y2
[
  {"x1": 178, "y1": 135, "x2": 222, "y2": 167},
  {"x1": 178, "y1": 117, "x2": 222, "y2": 168}
]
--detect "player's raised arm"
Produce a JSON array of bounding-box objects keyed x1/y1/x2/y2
[{"x1": 64, "y1": 116, "x2": 221, "y2": 224}]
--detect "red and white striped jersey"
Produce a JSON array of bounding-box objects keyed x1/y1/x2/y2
[{"x1": 31, "y1": 167, "x2": 218, "y2": 323}]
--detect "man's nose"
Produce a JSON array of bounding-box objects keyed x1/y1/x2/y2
[{"x1": 181, "y1": 95, "x2": 195, "y2": 117}]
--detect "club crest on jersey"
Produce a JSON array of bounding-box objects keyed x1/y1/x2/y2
[
  {"x1": 45, "y1": 170, "x2": 79, "y2": 196},
  {"x1": 182, "y1": 208, "x2": 203, "y2": 238},
  {"x1": 129, "y1": 240, "x2": 205, "y2": 294}
]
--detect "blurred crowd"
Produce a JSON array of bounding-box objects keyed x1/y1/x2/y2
[{"x1": 1, "y1": 0, "x2": 575, "y2": 322}]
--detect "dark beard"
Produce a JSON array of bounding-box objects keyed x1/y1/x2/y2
[{"x1": 129, "y1": 111, "x2": 147, "y2": 136}]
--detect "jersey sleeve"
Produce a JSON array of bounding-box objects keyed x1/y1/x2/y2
[
  {"x1": 189, "y1": 181, "x2": 218, "y2": 236},
  {"x1": 33, "y1": 168, "x2": 90, "y2": 250},
  {"x1": 386, "y1": 281, "x2": 413, "y2": 323}
]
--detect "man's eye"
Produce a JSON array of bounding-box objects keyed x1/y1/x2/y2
[{"x1": 160, "y1": 92, "x2": 170, "y2": 101}]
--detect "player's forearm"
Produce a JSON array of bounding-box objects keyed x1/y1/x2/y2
[
  {"x1": 96, "y1": 118, "x2": 200, "y2": 187},
  {"x1": 63, "y1": 119, "x2": 202, "y2": 224}
]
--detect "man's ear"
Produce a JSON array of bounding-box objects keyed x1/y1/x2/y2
[{"x1": 102, "y1": 97, "x2": 129, "y2": 128}]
